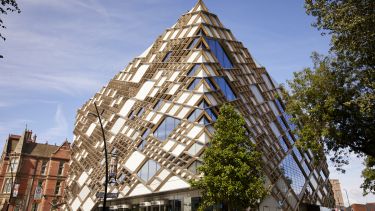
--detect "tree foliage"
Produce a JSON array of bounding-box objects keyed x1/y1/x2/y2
[
  {"x1": 190, "y1": 104, "x2": 267, "y2": 211},
  {"x1": 285, "y1": 0, "x2": 374, "y2": 192},
  {"x1": 361, "y1": 156, "x2": 375, "y2": 195},
  {"x1": 0, "y1": 0, "x2": 20, "y2": 41}
]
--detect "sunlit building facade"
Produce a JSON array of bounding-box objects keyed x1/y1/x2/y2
[{"x1": 65, "y1": 1, "x2": 335, "y2": 210}]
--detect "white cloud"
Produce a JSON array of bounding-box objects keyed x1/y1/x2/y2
[{"x1": 39, "y1": 104, "x2": 69, "y2": 143}]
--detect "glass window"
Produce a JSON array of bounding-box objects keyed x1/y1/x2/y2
[
  {"x1": 278, "y1": 137, "x2": 288, "y2": 152},
  {"x1": 3, "y1": 178, "x2": 12, "y2": 193},
  {"x1": 187, "y1": 65, "x2": 200, "y2": 77},
  {"x1": 153, "y1": 117, "x2": 180, "y2": 141},
  {"x1": 188, "y1": 78, "x2": 201, "y2": 90},
  {"x1": 286, "y1": 132, "x2": 295, "y2": 145},
  {"x1": 320, "y1": 170, "x2": 327, "y2": 181},
  {"x1": 8, "y1": 158, "x2": 18, "y2": 172},
  {"x1": 283, "y1": 113, "x2": 297, "y2": 131},
  {"x1": 41, "y1": 161, "x2": 48, "y2": 175},
  {"x1": 162, "y1": 51, "x2": 172, "y2": 62},
  {"x1": 293, "y1": 147, "x2": 303, "y2": 161},
  {"x1": 198, "y1": 99, "x2": 210, "y2": 109},
  {"x1": 137, "y1": 107, "x2": 145, "y2": 117},
  {"x1": 137, "y1": 160, "x2": 160, "y2": 182},
  {"x1": 302, "y1": 161, "x2": 311, "y2": 176},
  {"x1": 58, "y1": 161, "x2": 64, "y2": 175},
  {"x1": 276, "y1": 116, "x2": 287, "y2": 133},
  {"x1": 118, "y1": 173, "x2": 126, "y2": 184},
  {"x1": 142, "y1": 128, "x2": 150, "y2": 139},
  {"x1": 188, "y1": 161, "x2": 202, "y2": 174},
  {"x1": 204, "y1": 78, "x2": 216, "y2": 90},
  {"x1": 275, "y1": 99, "x2": 285, "y2": 113},
  {"x1": 279, "y1": 154, "x2": 306, "y2": 196},
  {"x1": 54, "y1": 181, "x2": 61, "y2": 195},
  {"x1": 188, "y1": 38, "x2": 200, "y2": 49},
  {"x1": 198, "y1": 116, "x2": 211, "y2": 125},
  {"x1": 153, "y1": 100, "x2": 163, "y2": 111},
  {"x1": 213, "y1": 77, "x2": 236, "y2": 101},
  {"x1": 250, "y1": 85, "x2": 264, "y2": 103},
  {"x1": 205, "y1": 38, "x2": 233, "y2": 69},
  {"x1": 206, "y1": 108, "x2": 217, "y2": 121},
  {"x1": 188, "y1": 109, "x2": 203, "y2": 122},
  {"x1": 137, "y1": 140, "x2": 147, "y2": 151}
]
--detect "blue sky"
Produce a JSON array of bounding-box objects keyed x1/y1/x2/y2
[{"x1": 0, "y1": 0, "x2": 373, "y2": 206}]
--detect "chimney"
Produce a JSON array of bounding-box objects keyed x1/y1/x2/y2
[{"x1": 25, "y1": 130, "x2": 33, "y2": 142}]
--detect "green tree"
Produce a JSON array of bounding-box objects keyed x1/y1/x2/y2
[
  {"x1": 1, "y1": 0, "x2": 20, "y2": 58},
  {"x1": 190, "y1": 104, "x2": 267, "y2": 211},
  {"x1": 285, "y1": 0, "x2": 374, "y2": 193},
  {"x1": 361, "y1": 156, "x2": 375, "y2": 195}
]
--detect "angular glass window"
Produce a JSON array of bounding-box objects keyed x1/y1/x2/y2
[
  {"x1": 198, "y1": 99, "x2": 210, "y2": 109},
  {"x1": 213, "y1": 77, "x2": 236, "y2": 101},
  {"x1": 187, "y1": 78, "x2": 201, "y2": 90},
  {"x1": 205, "y1": 38, "x2": 233, "y2": 69},
  {"x1": 277, "y1": 116, "x2": 288, "y2": 132},
  {"x1": 250, "y1": 85, "x2": 264, "y2": 104},
  {"x1": 162, "y1": 51, "x2": 172, "y2": 62},
  {"x1": 118, "y1": 173, "x2": 126, "y2": 184},
  {"x1": 188, "y1": 109, "x2": 203, "y2": 122},
  {"x1": 137, "y1": 108, "x2": 145, "y2": 117},
  {"x1": 275, "y1": 99, "x2": 285, "y2": 113},
  {"x1": 293, "y1": 147, "x2": 303, "y2": 161},
  {"x1": 278, "y1": 137, "x2": 289, "y2": 152},
  {"x1": 154, "y1": 117, "x2": 180, "y2": 141},
  {"x1": 302, "y1": 161, "x2": 311, "y2": 176},
  {"x1": 188, "y1": 38, "x2": 200, "y2": 49},
  {"x1": 137, "y1": 160, "x2": 161, "y2": 182},
  {"x1": 138, "y1": 140, "x2": 147, "y2": 151},
  {"x1": 205, "y1": 108, "x2": 217, "y2": 121},
  {"x1": 153, "y1": 100, "x2": 163, "y2": 111},
  {"x1": 198, "y1": 116, "x2": 211, "y2": 125},
  {"x1": 283, "y1": 113, "x2": 297, "y2": 131},
  {"x1": 187, "y1": 65, "x2": 200, "y2": 77},
  {"x1": 279, "y1": 154, "x2": 306, "y2": 195},
  {"x1": 142, "y1": 128, "x2": 150, "y2": 139},
  {"x1": 204, "y1": 78, "x2": 216, "y2": 91}
]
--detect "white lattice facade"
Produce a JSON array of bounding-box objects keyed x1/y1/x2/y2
[{"x1": 65, "y1": 1, "x2": 335, "y2": 210}]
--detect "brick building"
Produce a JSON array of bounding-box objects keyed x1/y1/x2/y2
[
  {"x1": 348, "y1": 203, "x2": 375, "y2": 211},
  {"x1": 0, "y1": 130, "x2": 70, "y2": 211}
]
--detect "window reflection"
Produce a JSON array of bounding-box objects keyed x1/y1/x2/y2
[
  {"x1": 279, "y1": 153, "x2": 306, "y2": 196},
  {"x1": 213, "y1": 77, "x2": 236, "y2": 101},
  {"x1": 154, "y1": 117, "x2": 180, "y2": 140},
  {"x1": 205, "y1": 38, "x2": 233, "y2": 69},
  {"x1": 137, "y1": 160, "x2": 161, "y2": 182}
]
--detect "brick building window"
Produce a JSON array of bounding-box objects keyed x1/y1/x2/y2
[
  {"x1": 41, "y1": 161, "x2": 48, "y2": 175},
  {"x1": 3, "y1": 178, "x2": 12, "y2": 193},
  {"x1": 8, "y1": 158, "x2": 19, "y2": 173},
  {"x1": 54, "y1": 181, "x2": 61, "y2": 195},
  {"x1": 57, "y1": 161, "x2": 64, "y2": 175}
]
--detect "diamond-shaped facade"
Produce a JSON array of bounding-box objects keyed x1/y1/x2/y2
[{"x1": 65, "y1": 1, "x2": 335, "y2": 210}]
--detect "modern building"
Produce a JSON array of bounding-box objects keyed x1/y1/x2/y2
[
  {"x1": 330, "y1": 179, "x2": 345, "y2": 210},
  {"x1": 65, "y1": 1, "x2": 335, "y2": 210},
  {"x1": 0, "y1": 130, "x2": 71, "y2": 211}
]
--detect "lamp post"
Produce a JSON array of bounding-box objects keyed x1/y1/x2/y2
[{"x1": 89, "y1": 102, "x2": 109, "y2": 211}]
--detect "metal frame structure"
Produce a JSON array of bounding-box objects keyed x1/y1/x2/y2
[{"x1": 65, "y1": 1, "x2": 335, "y2": 210}]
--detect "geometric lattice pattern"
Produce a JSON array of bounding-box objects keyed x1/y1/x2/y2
[{"x1": 65, "y1": 1, "x2": 335, "y2": 210}]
